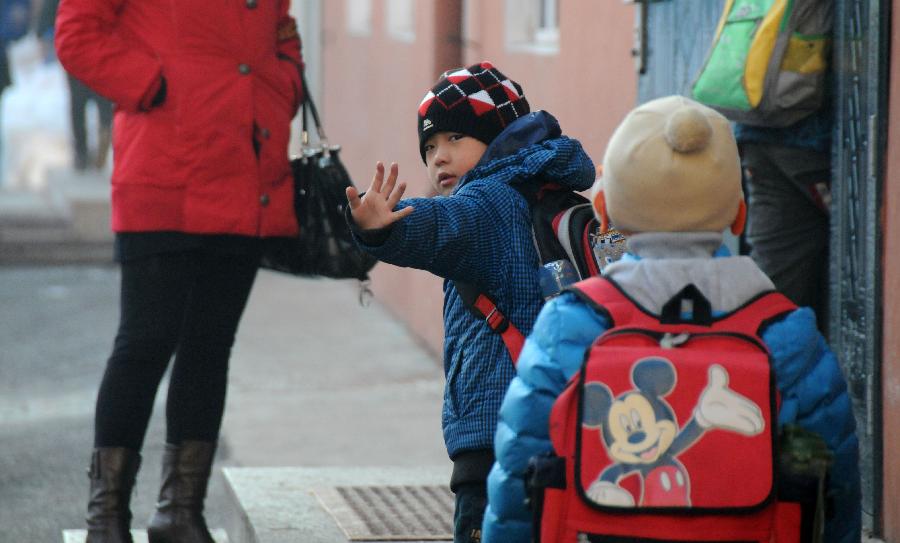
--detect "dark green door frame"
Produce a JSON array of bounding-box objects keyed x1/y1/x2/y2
[{"x1": 830, "y1": 0, "x2": 889, "y2": 532}]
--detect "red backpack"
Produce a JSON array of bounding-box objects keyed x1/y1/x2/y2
[{"x1": 527, "y1": 276, "x2": 821, "y2": 543}]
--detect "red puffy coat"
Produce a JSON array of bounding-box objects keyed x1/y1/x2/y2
[{"x1": 55, "y1": 0, "x2": 303, "y2": 236}]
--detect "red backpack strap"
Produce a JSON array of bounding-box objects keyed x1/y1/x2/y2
[
  {"x1": 472, "y1": 292, "x2": 525, "y2": 364},
  {"x1": 454, "y1": 280, "x2": 525, "y2": 365},
  {"x1": 568, "y1": 278, "x2": 797, "y2": 337},
  {"x1": 713, "y1": 291, "x2": 798, "y2": 339},
  {"x1": 566, "y1": 276, "x2": 653, "y2": 328}
]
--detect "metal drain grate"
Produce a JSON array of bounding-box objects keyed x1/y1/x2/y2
[{"x1": 314, "y1": 485, "x2": 454, "y2": 541}]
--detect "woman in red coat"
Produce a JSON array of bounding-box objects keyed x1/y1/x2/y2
[{"x1": 55, "y1": 1, "x2": 303, "y2": 541}]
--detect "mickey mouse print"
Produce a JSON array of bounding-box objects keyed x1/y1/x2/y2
[{"x1": 580, "y1": 357, "x2": 767, "y2": 508}]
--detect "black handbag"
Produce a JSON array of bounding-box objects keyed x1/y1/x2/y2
[{"x1": 261, "y1": 74, "x2": 377, "y2": 282}]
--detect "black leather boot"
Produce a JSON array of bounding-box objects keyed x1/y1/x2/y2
[
  {"x1": 146, "y1": 441, "x2": 217, "y2": 543},
  {"x1": 86, "y1": 447, "x2": 142, "y2": 543}
]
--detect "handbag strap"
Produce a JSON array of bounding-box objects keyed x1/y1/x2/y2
[{"x1": 300, "y1": 71, "x2": 327, "y2": 145}]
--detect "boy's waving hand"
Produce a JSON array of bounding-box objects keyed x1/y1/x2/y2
[{"x1": 347, "y1": 161, "x2": 414, "y2": 230}]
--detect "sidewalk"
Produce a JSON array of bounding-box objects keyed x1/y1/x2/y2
[
  {"x1": 222, "y1": 270, "x2": 449, "y2": 469},
  {"x1": 211, "y1": 272, "x2": 453, "y2": 541}
]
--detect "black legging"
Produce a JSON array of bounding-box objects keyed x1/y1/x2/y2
[{"x1": 94, "y1": 249, "x2": 260, "y2": 449}]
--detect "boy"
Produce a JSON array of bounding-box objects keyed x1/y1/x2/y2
[
  {"x1": 482, "y1": 95, "x2": 860, "y2": 543},
  {"x1": 346, "y1": 62, "x2": 595, "y2": 543}
]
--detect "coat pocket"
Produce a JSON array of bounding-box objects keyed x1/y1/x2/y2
[{"x1": 110, "y1": 106, "x2": 184, "y2": 188}]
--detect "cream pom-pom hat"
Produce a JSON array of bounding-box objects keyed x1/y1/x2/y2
[{"x1": 594, "y1": 95, "x2": 744, "y2": 234}]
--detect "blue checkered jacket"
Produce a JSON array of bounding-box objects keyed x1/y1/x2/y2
[{"x1": 353, "y1": 111, "x2": 595, "y2": 458}]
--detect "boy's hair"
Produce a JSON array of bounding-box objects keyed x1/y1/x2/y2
[
  {"x1": 600, "y1": 95, "x2": 742, "y2": 233},
  {"x1": 417, "y1": 61, "x2": 530, "y2": 161}
]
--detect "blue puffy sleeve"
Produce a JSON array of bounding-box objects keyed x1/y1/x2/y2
[
  {"x1": 762, "y1": 307, "x2": 861, "y2": 543},
  {"x1": 482, "y1": 292, "x2": 610, "y2": 543}
]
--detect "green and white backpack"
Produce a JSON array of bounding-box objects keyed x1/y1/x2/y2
[{"x1": 692, "y1": 0, "x2": 832, "y2": 127}]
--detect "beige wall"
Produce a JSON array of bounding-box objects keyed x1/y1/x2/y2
[
  {"x1": 881, "y1": 1, "x2": 900, "y2": 538},
  {"x1": 320, "y1": 0, "x2": 637, "y2": 356},
  {"x1": 321, "y1": 1, "x2": 452, "y2": 355}
]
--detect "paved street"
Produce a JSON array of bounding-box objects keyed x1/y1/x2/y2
[{"x1": 0, "y1": 265, "x2": 449, "y2": 542}]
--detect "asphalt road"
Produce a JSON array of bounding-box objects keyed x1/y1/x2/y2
[{"x1": 0, "y1": 265, "x2": 233, "y2": 541}]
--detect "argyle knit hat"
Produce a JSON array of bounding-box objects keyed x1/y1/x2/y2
[
  {"x1": 601, "y1": 95, "x2": 742, "y2": 233},
  {"x1": 417, "y1": 61, "x2": 530, "y2": 161}
]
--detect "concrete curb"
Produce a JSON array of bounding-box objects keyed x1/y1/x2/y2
[
  {"x1": 222, "y1": 466, "x2": 451, "y2": 543},
  {"x1": 0, "y1": 168, "x2": 113, "y2": 264}
]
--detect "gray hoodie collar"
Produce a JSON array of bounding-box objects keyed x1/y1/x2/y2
[
  {"x1": 626, "y1": 232, "x2": 724, "y2": 259},
  {"x1": 603, "y1": 232, "x2": 776, "y2": 314}
]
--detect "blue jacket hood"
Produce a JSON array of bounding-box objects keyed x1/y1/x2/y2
[
  {"x1": 455, "y1": 110, "x2": 594, "y2": 194},
  {"x1": 478, "y1": 111, "x2": 562, "y2": 164}
]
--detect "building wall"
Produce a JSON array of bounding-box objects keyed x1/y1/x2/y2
[
  {"x1": 319, "y1": 0, "x2": 637, "y2": 356},
  {"x1": 292, "y1": 0, "x2": 322, "y2": 152},
  {"x1": 460, "y1": 1, "x2": 637, "y2": 165},
  {"x1": 320, "y1": 1, "x2": 454, "y2": 355},
  {"x1": 881, "y1": 0, "x2": 900, "y2": 538}
]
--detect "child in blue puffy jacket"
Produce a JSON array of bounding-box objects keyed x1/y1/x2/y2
[
  {"x1": 346, "y1": 62, "x2": 595, "y2": 543},
  {"x1": 482, "y1": 95, "x2": 860, "y2": 543}
]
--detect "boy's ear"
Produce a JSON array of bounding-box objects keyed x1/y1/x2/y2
[
  {"x1": 730, "y1": 199, "x2": 747, "y2": 236},
  {"x1": 593, "y1": 189, "x2": 610, "y2": 234}
]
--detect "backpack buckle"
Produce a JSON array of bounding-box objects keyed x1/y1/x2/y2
[
  {"x1": 485, "y1": 307, "x2": 510, "y2": 333},
  {"x1": 660, "y1": 332, "x2": 691, "y2": 349}
]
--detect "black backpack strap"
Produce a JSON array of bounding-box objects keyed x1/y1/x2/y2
[
  {"x1": 557, "y1": 203, "x2": 601, "y2": 278},
  {"x1": 660, "y1": 284, "x2": 714, "y2": 326},
  {"x1": 454, "y1": 280, "x2": 525, "y2": 365},
  {"x1": 526, "y1": 452, "x2": 567, "y2": 491},
  {"x1": 527, "y1": 186, "x2": 591, "y2": 266},
  {"x1": 525, "y1": 452, "x2": 567, "y2": 543},
  {"x1": 517, "y1": 182, "x2": 607, "y2": 280}
]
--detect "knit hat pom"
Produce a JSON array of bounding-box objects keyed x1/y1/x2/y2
[
  {"x1": 601, "y1": 95, "x2": 742, "y2": 233},
  {"x1": 664, "y1": 107, "x2": 713, "y2": 154}
]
